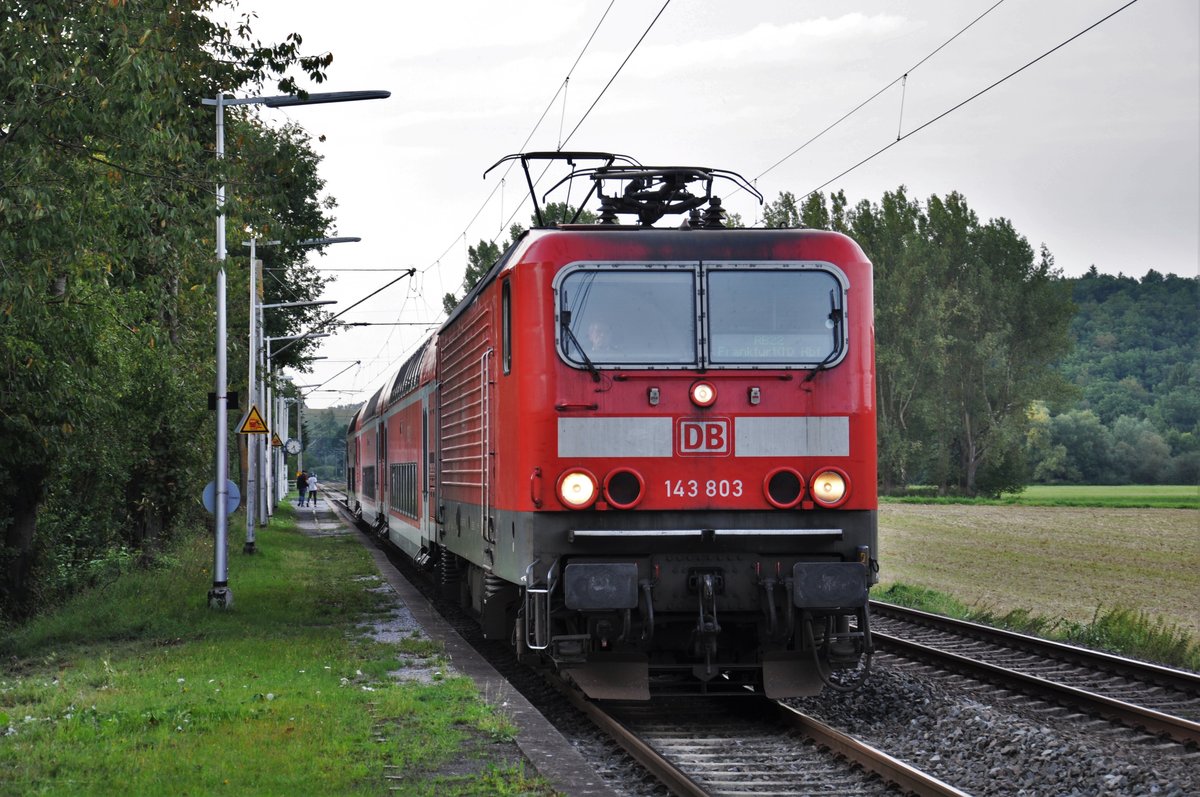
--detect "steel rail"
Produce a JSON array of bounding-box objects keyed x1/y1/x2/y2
[
  {"x1": 552, "y1": 681, "x2": 710, "y2": 797},
  {"x1": 331, "y1": 488, "x2": 971, "y2": 793},
  {"x1": 556, "y1": 673, "x2": 968, "y2": 797},
  {"x1": 871, "y1": 600, "x2": 1200, "y2": 695},
  {"x1": 874, "y1": 631, "x2": 1200, "y2": 747},
  {"x1": 770, "y1": 702, "x2": 971, "y2": 797}
]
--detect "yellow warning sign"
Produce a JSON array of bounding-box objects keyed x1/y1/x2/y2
[
  {"x1": 271, "y1": 433, "x2": 283, "y2": 448},
  {"x1": 237, "y1": 405, "x2": 269, "y2": 435}
]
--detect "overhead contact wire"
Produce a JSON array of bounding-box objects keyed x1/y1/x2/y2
[
  {"x1": 356, "y1": 1, "x2": 634, "y2": 402},
  {"x1": 271, "y1": 269, "x2": 416, "y2": 360},
  {"x1": 560, "y1": 0, "x2": 672, "y2": 148},
  {"x1": 486, "y1": 1, "x2": 674, "y2": 239},
  {"x1": 802, "y1": 0, "x2": 1142, "y2": 199},
  {"x1": 422, "y1": 0, "x2": 617, "y2": 278},
  {"x1": 752, "y1": 0, "x2": 1008, "y2": 183}
]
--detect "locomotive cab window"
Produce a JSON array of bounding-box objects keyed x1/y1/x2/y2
[
  {"x1": 555, "y1": 262, "x2": 847, "y2": 370},
  {"x1": 706, "y1": 266, "x2": 846, "y2": 367},
  {"x1": 557, "y1": 266, "x2": 697, "y2": 368}
]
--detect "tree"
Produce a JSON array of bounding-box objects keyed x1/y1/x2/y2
[
  {"x1": 0, "y1": 0, "x2": 335, "y2": 616},
  {"x1": 937, "y1": 208, "x2": 1075, "y2": 495},
  {"x1": 1110, "y1": 415, "x2": 1170, "y2": 484},
  {"x1": 845, "y1": 187, "x2": 944, "y2": 491},
  {"x1": 1045, "y1": 410, "x2": 1115, "y2": 483},
  {"x1": 232, "y1": 120, "x2": 341, "y2": 373},
  {"x1": 835, "y1": 188, "x2": 1075, "y2": 495},
  {"x1": 799, "y1": 193, "x2": 829, "y2": 229},
  {"x1": 442, "y1": 238, "x2": 505, "y2": 315},
  {"x1": 1063, "y1": 270, "x2": 1198, "y2": 434},
  {"x1": 762, "y1": 191, "x2": 801, "y2": 228}
]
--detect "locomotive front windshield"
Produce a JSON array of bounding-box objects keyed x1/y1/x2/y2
[
  {"x1": 706, "y1": 267, "x2": 843, "y2": 365},
  {"x1": 560, "y1": 269, "x2": 698, "y2": 366},
  {"x1": 557, "y1": 263, "x2": 846, "y2": 369}
]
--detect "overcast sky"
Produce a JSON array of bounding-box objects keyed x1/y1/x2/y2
[{"x1": 224, "y1": 0, "x2": 1199, "y2": 409}]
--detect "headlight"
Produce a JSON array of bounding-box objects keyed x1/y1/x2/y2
[
  {"x1": 764, "y1": 467, "x2": 804, "y2": 509},
  {"x1": 810, "y1": 469, "x2": 849, "y2": 508},
  {"x1": 604, "y1": 468, "x2": 645, "y2": 509},
  {"x1": 690, "y1": 380, "x2": 717, "y2": 407},
  {"x1": 557, "y1": 469, "x2": 599, "y2": 509}
]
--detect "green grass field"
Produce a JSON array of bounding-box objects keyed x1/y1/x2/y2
[
  {"x1": 883, "y1": 483, "x2": 1198, "y2": 509},
  {"x1": 0, "y1": 506, "x2": 550, "y2": 796},
  {"x1": 1004, "y1": 484, "x2": 1199, "y2": 508}
]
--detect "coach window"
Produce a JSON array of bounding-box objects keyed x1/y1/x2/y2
[
  {"x1": 501, "y1": 280, "x2": 512, "y2": 374},
  {"x1": 558, "y1": 267, "x2": 697, "y2": 367},
  {"x1": 705, "y1": 266, "x2": 846, "y2": 367}
]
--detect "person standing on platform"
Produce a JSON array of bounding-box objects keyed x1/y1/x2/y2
[
  {"x1": 306, "y1": 472, "x2": 319, "y2": 506},
  {"x1": 296, "y1": 469, "x2": 308, "y2": 507}
]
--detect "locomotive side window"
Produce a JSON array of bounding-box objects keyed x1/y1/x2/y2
[
  {"x1": 501, "y1": 279, "x2": 512, "y2": 375},
  {"x1": 558, "y1": 267, "x2": 697, "y2": 367},
  {"x1": 706, "y1": 266, "x2": 846, "y2": 367}
]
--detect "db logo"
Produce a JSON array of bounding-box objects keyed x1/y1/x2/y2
[{"x1": 678, "y1": 418, "x2": 730, "y2": 456}]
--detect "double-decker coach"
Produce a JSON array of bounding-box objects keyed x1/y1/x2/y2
[{"x1": 347, "y1": 154, "x2": 877, "y2": 699}]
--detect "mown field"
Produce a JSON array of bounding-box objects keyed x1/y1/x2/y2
[{"x1": 878, "y1": 500, "x2": 1200, "y2": 639}]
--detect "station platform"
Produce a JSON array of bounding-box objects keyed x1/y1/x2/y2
[{"x1": 291, "y1": 491, "x2": 621, "y2": 797}]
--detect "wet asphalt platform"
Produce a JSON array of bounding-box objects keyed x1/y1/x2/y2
[{"x1": 292, "y1": 492, "x2": 621, "y2": 797}]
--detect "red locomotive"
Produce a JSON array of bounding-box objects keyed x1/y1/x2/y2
[{"x1": 346, "y1": 154, "x2": 877, "y2": 699}]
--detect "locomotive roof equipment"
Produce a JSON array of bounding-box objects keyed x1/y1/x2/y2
[{"x1": 486, "y1": 150, "x2": 763, "y2": 227}]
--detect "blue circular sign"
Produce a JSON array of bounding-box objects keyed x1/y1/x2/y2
[{"x1": 202, "y1": 480, "x2": 241, "y2": 516}]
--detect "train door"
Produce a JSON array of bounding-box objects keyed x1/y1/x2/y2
[
  {"x1": 481, "y1": 348, "x2": 495, "y2": 546},
  {"x1": 376, "y1": 423, "x2": 386, "y2": 513},
  {"x1": 420, "y1": 406, "x2": 428, "y2": 521},
  {"x1": 427, "y1": 398, "x2": 439, "y2": 526}
]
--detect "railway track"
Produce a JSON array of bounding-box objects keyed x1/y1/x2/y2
[
  {"x1": 327, "y1": 490, "x2": 966, "y2": 795},
  {"x1": 869, "y1": 600, "x2": 1200, "y2": 746},
  {"x1": 327, "y1": 491, "x2": 1195, "y2": 793},
  {"x1": 553, "y1": 682, "x2": 969, "y2": 797}
]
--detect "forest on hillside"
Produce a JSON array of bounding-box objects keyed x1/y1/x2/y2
[{"x1": 1026, "y1": 269, "x2": 1198, "y2": 485}]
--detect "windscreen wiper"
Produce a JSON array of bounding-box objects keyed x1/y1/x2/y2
[
  {"x1": 803, "y1": 290, "x2": 845, "y2": 384},
  {"x1": 559, "y1": 310, "x2": 601, "y2": 383}
]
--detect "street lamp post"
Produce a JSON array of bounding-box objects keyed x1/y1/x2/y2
[
  {"x1": 243, "y1": 235, "x2": 349, "y2": 550},
  {"x1": 202, "y1": 88, "x2": 388, "y2": 609},
  {"x1": 262, "y1": 342, "x2": 327, "y2": 521},
  {"x1": 278, "y1": 396, "x2": 293, "y2": 500},
  {"x1": 243, "y1": 236, "x2": 278, "y2": 554},
  {"x1": 253, "y1": 238, "x2": 355, "y2": 529},
  {"x1": 260, "y1": 309, "x2": 331, "y2": 523}
]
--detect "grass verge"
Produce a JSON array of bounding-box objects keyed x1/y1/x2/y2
[
  {"x1": 0, "y1": 505, "x2": 552, "y2": 796},
  {"x1": 877, "y1": 583, "x2": 1200, "y2": 672}
]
